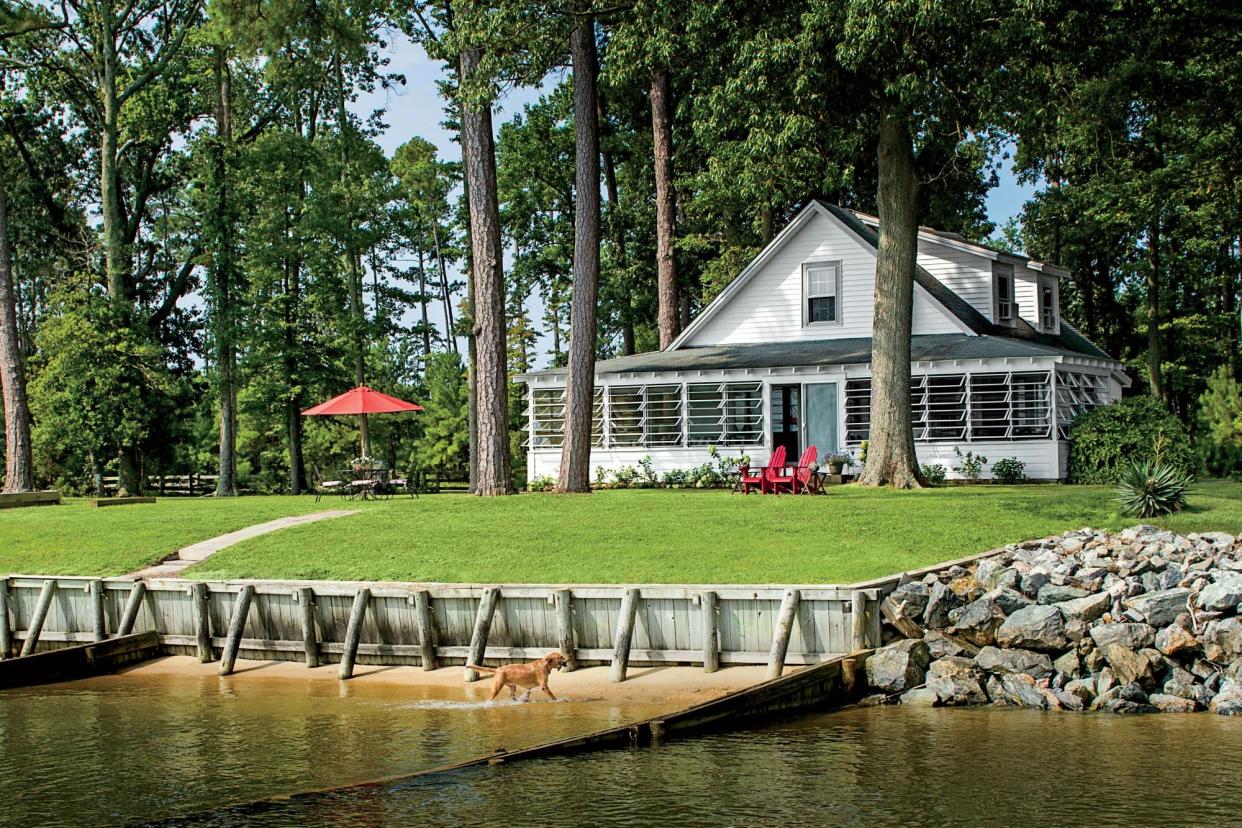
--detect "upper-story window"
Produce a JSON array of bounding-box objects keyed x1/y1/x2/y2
[
  {"x1": 803, "y1": 261, "x2": 842, "y2": 326},
  {"x1": 993, "y1": 263, "x2": 1015, "y2": 324},
  {"x1": 1040, "y1": 279, "x2": 1057, "y2": 331}
]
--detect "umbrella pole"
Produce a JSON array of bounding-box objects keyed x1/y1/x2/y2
[{"x1": 360, "y1": 413, "x2": 369, "y2": 458}]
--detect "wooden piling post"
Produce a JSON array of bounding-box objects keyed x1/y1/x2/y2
[
  {"x1": 20, "y1": 579, "x2": 57, "y2": 657},
  {"x1": 850, "y1": 590, "x2": 868, "y2": 651},
  {"x1": 413, "y1": 590, "x2": 436, "y2": 672},
  {"x1": 218, "y1": 585, "x2": 254, "y2": 676},
  {"x1": 89, "y1": 580, "x2": 107, "y2": 642},
  {"x1": 464, "y1": 588, "x2": 500, "y2": 682},
  {"x1": 554, "y1": 589, "x2": 576, "y2": 672},
  {"x1": 298, "y1": 587, "x2": 318, "y2": 668},
  {"x1": 191, "y1": 582, "x2": 213, "y2": 662},
  {"x1": 0, "y1": 580, "x2": 11, "y2": 659},
  {"x1": 339, "y1": 588, "x2": 371, "y2": 680},
  {"x1": 766, "y1": 589, "x2": 800, "y2": 680},
  {"x1": 700, "y1": 591, "x2": 719, "y2": 674},
  {"x1": 117, "y1": 582, "x2": 147, "y2": 635},
  {"x1": 610, "y1": 588, "x2": 640, "y2": 683}
]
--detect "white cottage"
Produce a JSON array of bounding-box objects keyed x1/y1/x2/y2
[{"x1": 516, "y1": 201, "x2": 1129, "y2": 481}]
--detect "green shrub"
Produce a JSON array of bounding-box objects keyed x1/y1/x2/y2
[
  {"x1": 661, "y1": 468, "x2": 690, "y2": 487},
  {"x1": 1197, "y1": 366, "x2": 1242, "y2": 478},
  {"x1": 991, "y1": 457, "x2": 1027, "y2": 484},
  {"x1": 1115, "y1": 461, "x2": 1192, "y2": 517},
  {"x1": 527, "y1": 475, "x2": 556, "y2": 492},
  {"x1": 920, "y1": 464, "x2": 947, "y2": 486},
  {"x1": 952, "y1": 448, "x2": 988, "y2": 482},
  {"x1": 1068, "y1": 396, "x2": 1195, "y2": 484}
]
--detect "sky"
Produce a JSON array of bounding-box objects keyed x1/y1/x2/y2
[{"x1": 354, "y1": 33, "x2": 1039, "y2": 369}]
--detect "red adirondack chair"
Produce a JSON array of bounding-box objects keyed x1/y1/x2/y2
[
  {"x1": 758, "y1": 445, "x2": 788, "y2": 494},
  {"x1": 768, "y1": 445, "x2": 817, "y2": 494},
  {"x1": 737, "y1": 459, "x2": 765, "y2": 495}
]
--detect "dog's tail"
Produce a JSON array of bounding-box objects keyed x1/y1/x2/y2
[{"x1": 466, "y1": 664, "x2": 497, "y2": 675}]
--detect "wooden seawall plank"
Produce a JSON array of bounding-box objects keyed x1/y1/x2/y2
[{"x1": 0, "y1": 631, "x2": 161, "y2": 689}]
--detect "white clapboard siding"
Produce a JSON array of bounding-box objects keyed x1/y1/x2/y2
[
  {"x1": 916, "y1": 238, "x2": 995, "y2": 322},
  {"x1": 685, "y1": 211, "x2": 963, "y2": 347}
]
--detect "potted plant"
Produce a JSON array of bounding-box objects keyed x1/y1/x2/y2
[
  {"x1": 826, "y1": 451, "x2": 854, "y2": 476},
  {"x1": 351, "y1": 455, "x2": 376, "y2": 473}
]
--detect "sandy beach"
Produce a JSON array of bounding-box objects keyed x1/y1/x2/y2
[{"x1": 120, "y1": 655, "x2": 777, "y2": 707}]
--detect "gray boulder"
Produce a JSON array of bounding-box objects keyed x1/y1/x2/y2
[
  {"x1": 1054, "y1": 592, "x2": 1109, "y2": 623},
  {"x1": 988, "y1": 673, "x2": 1050, "y2": 709},
  {"x1": 899, "y1": 687, "x2": 939, "y2": 706},
  {"x1": 1089, "y1": 622, "x2": 1155, "y2": 651},
  {"x1": 1063, "y1": 677, "x2": 1096, "y2": 703},
  {"x1": 865, "y1": 639, "x2": 931, "y2": 693},
  {"x1": 922, "y1": 580, "x2": 962, "y2": 628},
  {"x1": 1198, "y1": 572, "x2": 1242, "y2": 613},
  {"x1": 974, "y1": 646, "x2": 1053, "y2": 679},
  {"x1": 922, "y1": 630, "x2": 977, "y2": 660},
  {"x1": 1209, "y1": 682, "x2": 1242, "y2": 715},
  {"x1": 926, "y1": 656, "x2": 988, "y2": 706},
  {"x1": 1101, "y1": 644, "x2": 1155, "y2": 688},
  {"x1": 996, "y1": 605, "x2": 1068, "y2": 652},
  {"x1": 1100, "y1": 698, "x2": 1158, "y2": 714},
  {"x1": 1053, "y1": 689, "x2": 1085, "y2": 711},
  {"x1": 1155, "y1": 624, "x2": 1197, "y2": 657},
  {"x1": 1037, "y1": 584, "x2": 1089, "y2": 605},
  {"x1": 1123, "y1": 588, "x2": 1192, "y2": 628},
  {"x1": 1202, "y1": 618, "x2": 1242, "y2": 662},
  {"x1": 888, "y1": 581, "x2": 931, "y2": 619},
  {"x1": 1052, "y1": 650, "x2": 1082, "y2": 679},
  {"x1": 1148, "y1": 693, "x2": 1198, "y2": 713}
]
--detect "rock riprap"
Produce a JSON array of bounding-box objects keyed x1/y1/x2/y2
[{"x1": 873, "y1": 526, "x2": 1242, "y2": 716}]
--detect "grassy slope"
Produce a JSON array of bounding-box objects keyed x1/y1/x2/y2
[
  {"x1": 4, "y1": 482, "x2": 1238, "y2": 584},
  {"x1": 0, "y1": 497, "x2": 348, "y2": 576},
  {"x1": 186, "y1": 481, "x2": 1242, "y2": 584}
]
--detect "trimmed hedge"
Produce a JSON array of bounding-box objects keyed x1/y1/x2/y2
[{"x1": 1068, "y1": 397, "x2": 1196, "y2": 484}]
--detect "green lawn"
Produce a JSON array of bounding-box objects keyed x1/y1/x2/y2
[{"x1": 4, "y1": 482, "x2": 1240, "y2": 584}]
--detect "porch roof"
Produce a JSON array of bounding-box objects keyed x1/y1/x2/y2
[{"x1": 516, "y1": 333, "x2": 1112, "y2": 380}]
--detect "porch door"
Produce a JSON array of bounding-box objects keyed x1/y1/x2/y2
[
  {"x1": 803, "y1": 382, "x2": 839, "y2": 463},
  {"x1": 770, "y1": 384, "x2": 801, "y2": 459}
]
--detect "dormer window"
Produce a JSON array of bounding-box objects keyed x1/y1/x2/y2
[
  {"x1": 993, "y1": 263, "x2": 1015, "y2": 324},
  {"x1": 803, "y1": 261, "x2": 842, "y2": 326},
  {"x1": 1040, "y1": 280, "x2": 1057, "y2": 331}
]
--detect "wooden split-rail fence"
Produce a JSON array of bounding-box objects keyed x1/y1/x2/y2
[{"x1": 0, "y1": 576, "x2": 883, "y2": 682}]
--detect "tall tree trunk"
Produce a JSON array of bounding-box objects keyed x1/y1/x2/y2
[
  {"x1": 557, "y1": 11, "x2": 601, "y2": 494},
  {"x1": 0, "y1": 157, "x2": 35, "y2": 493},
  {"x1": 459, "y1": 46, "x2": 512, "y2": 495},
  {"x1": 430, "y1": 220, "x2": 456, "y2": 353},
  {"x1": 598, "y1": 89, "x2": 633, "y2": 356},
  {"x1": 858, "y1": 107, "x2": 925, "y2": 489},
  {"x1": 418, "y1": 246, "x2": 432, "y2": 356},
  {"x1": 212, "y1": 47, "x2": 239, "y2": 497},
  {"x1": 1147, "y1": 218, "x2": 1165, "y2": 402},
  {"x1": 651, "y1": 66, "x2": 679, "y2": 349},
  {"x1": 99, "y1": 2, "x2": 141, "y2": 496}
]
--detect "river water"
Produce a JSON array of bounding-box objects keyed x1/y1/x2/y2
[{"x1": 4, "y1": 675, "x2": 1240, "y2": 827}]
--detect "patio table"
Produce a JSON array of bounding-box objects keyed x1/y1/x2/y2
[{"x1": 339, "y1": 468, "x2": 390, "y2": 500}]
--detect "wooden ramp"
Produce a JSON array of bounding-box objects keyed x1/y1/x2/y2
[{"x1": 0, "y1": 632, "x2": 161, "y2": 690}]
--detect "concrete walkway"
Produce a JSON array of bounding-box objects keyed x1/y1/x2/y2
[{"x1": 129, "y1": 509, "x2": 358, "y2": 579}]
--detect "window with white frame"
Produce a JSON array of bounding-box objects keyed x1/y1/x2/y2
[
  {"x1": 1056, "y1": 369, "x2": 1108, "y2": 438},
  {"x1": 844, "y1": 371, "x2": 1052, "y2": 445},
  {"x1": 803, "y1": 261, "x2": 842, "y2": 326},
  {"x1": 994, "y1": 263, "x2": 1015, "y2": 323},
  {"x1": 687, "y1": 382, "x2": 764, "y2": 446},
  {"x1": 644, "y1": 385, "x2": 684, "y2": 446},
  {"x1": 527, "y1": 387, "x2": 602, "y2": 447},
  {"x1": 1040, "y1": 279, "x2": 1057, "y2": 331}
]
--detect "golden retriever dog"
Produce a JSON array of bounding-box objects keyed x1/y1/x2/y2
[{"x1": 468, "y1": 652, "x2": 568, "y2": 702}]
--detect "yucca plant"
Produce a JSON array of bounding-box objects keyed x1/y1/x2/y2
[{"x1": 1115, "y1": 461, "x2": 1193, "y2": 518}]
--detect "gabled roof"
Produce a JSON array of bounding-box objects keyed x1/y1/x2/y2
[{"x1": 515, "y1": 334, "x2": 1114, "y2": 379}]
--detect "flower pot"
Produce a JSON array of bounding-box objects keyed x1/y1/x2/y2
[{"x1": 827, "y1": 463, "x2": 843, "y2": 475}]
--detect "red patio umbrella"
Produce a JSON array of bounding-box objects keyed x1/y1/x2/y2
[{"x1": 301, "y1": 385, "x2": 422, "y2": 458}]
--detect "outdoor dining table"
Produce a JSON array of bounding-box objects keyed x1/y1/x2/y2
[{"x1": 338, "y1": 468, "x2": 391, "y2": 500}]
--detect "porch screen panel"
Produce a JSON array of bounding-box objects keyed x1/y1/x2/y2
[
  {"x1": 925, "y1": 374, "x2": 968, "y2": 441},
  {"x1": 723, "y1": 383, "x2": 763, "y2": 445},
  {"x1": 1056, "y1": 370, "x2": 1108, "y2": 438},
  {"x1": 1011, "y1": 371, "x2": 1052, "y2": 438},
  {"x1": 844, "y1": 378, "x2": 871, "y2": 445},
  {"x1": 591, "y1": 387, "x2": 605, "y2": 446},
  {"x1": 909, "y1": 376, "x2": 928, "y2": 441},
  {"x1": 608, "y1": 386, "x2": 644, "y2": 446},
  {"x1": 530, "y1": 388, "x2": 566, "y2": 447},
  {"x1": 969, "y1": 373, "x2": 1010, "y2": 439},
  {"x1": 688, "y1": 383, "x2": 725, "y2": 445},
  {"x1": 645, "y1": 385, "x2": 684, "y2": 446}
]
